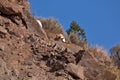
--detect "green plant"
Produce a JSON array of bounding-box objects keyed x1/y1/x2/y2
[{"x1": 66, "y1": 21, "x2": 87, "y2": 47}]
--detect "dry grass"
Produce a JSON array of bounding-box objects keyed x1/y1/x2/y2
[
  {"x1": 37, "y1": 17, "x2": 64, "y2": 34},
  {"x1": 110, "y1": 44, "x2": 120, "y2": 69},
  {"x1": 68, "y1": 32, "x2": 87, "y2": 47},
  {"x1": 88, "y1": 45, "x2": 120, "y2": 80},
  {"x1": 100, "y1": 63, "x2": 120, "y2": 80},
  {"x1": 88, "y1": 45, "x2": 110, "y2": 62}
]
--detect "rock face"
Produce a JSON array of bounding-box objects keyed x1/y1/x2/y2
[
  {"x1": 78, "y1": 51, "x2": 117, "y2": 80},
  {"x1": 66, "y1": 63, "x2": 85, "y2": 80},
  {"x1": 0, "y1": 0, "x2": 48, "y2": 39},
  {"x1": 0, "y1": 0, "x2": 119, "y2": 80}
]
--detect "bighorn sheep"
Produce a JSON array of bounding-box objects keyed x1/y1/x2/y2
[
  {"x1": 36, "y1": 19, "x2": 42, "y2": 28},
  {"x1": 55, "y1": 34, "x2": 66, "y2": 42}
]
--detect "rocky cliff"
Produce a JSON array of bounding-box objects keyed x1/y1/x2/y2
[{"x1": 0, "y1": 0, "x2": 119, "y2": 80}]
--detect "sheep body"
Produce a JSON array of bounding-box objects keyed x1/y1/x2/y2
[
  {"x1": 56, "y1": 34, "x2": 66, "y2": 42},
  {"x1": 36, "y1": 19, "x2": 42, "y2": 28}
]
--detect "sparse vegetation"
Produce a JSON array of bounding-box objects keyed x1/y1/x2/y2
[
  {"x1": 37, "y1": 17, "x2": 64, "y2": 34},
  {"x1": 68, "y1": 32, "x2": 79, "y2": 44},
  {"x1": 88, "y1": 45, "x2": 110, "y2": 62},
  {"x1": 100, "y1": 62, "x2": 120, "y2": 80},
  {"x1": 36, "y1": 17, "x2": 120, "y2": 80},
  {"x1": 87, "y1": 45, "x2": 120, "y2": 80},
  {"x1": 88, "y1": 45, "x2": 120, "y2": 80},
  {"x1": 37, "y1": 18, "x2": 87, "y2": 46},
  {"x1": 110, "y1": 44, "x2": 120, "y2": 68},
  {"x1": 66, "y1": 21, "x2": 87, "y2": 47}
]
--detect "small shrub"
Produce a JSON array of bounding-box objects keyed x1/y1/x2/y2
[
  {"x1": 68, "y1": 32, "x2": 87, "y2": 47},
  {"x1": 66, "y1": 20, "x2": 87, "y2": 47},
  {"x1": 68, "y1": 32, "x2": 80, "y2": 44},
  {"x1": 110, "y1": 44, "x2": 120, "y2": 68},
  {"x1": 37, "y1": 17, "x2": 64, "y2": 34},
  {"x1": 88, "y1": 45, "x2": 110, "y2": 62}
]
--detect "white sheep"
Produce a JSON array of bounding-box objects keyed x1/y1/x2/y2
[
  {"x1": 36, "y1": 19, "x2": 42, "y2": 28},
  {"x1": 56, "y1": 34, "x2": 66, "y2": 43}
]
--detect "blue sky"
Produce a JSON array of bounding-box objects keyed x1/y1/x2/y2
[{"x1": 29, "y1": 0, "x2": 120, "y2": 52}]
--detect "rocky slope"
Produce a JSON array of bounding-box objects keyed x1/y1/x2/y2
[{"x1": 0, "y1": 0, "x2": 119, "y2": 80}]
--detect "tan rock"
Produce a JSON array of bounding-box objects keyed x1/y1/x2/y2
[
  {"x1": 0, "y1": 27, "x2": 7, "y2": 34},
  {"x1": 66, "y1": 63, "x2": 84, "y2": 80},
  {"x1": 78, "y1": 51, "x2": 117, "y2": 80},
  {"x1": 0, "y1": 0, "x2": 48, "y2": 39}
]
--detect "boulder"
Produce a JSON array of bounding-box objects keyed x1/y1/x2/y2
[
  {"x1": 66, "y1": 63, "x2": 84, "y2": 80},
  {"x1": 0, "y1": 0, "x2": 48, "y2": 39},
  {"x1": 0, "y1": 0, "x2": 24, "y2": 15},
  {"x1": 95, "y1": 70, "x2": 117, "y2": 80},
  {"x1": 78, "y1": 51, "x2": 117, "y2": 80},
  {"x1": 0, "y1": 43, "x2": 5, "y2": 51},
  {"x1": 0, "y1": 58, "x2": 10, "y2": 79},
  {"x1": 0, "y1": 27, "x2": 7, "y2": 34}
]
